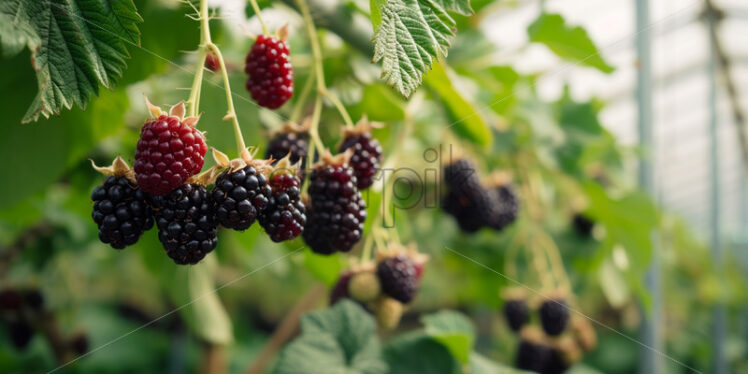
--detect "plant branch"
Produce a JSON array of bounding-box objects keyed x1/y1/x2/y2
[
  {"x1": 200, "y1": 342, "x2": 226, "y2": 374},
  {"x1": 248, "y1": 0, "x2": 270, "y2": 35},
  {"x1": 187, "y1": 0, "x2": 210, "y2": 117},
  {"x1": 245, "y1": 284, "x2": 326, "y2": 374},
  {"x1": 207, "y1": 42, "x2": 247, "y2": 154}
]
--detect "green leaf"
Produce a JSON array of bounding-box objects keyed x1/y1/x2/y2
[
  {"x1": 275, "y1": 300, "x2": 387, "y2": 374},
  {"x1": 421, "y1": 310, "x2": 475, "y2": 364},
  {"x1": 369, "y1": 0, "x2": 386, "y2": 31},
  {"x1": 383, "y1": 332, "x2": 460, "y2": 374},
  {"x1": 470, "y1": 353, "x2": 531, "y2": 374},
  {"x1": 371, "y1": 0, "x2": 472, "y2": 97},
  {"x1": 0, "y1": 0, "x2": 142, "y2": 122},
  {"x1": 169, "y1": 255, "x2": 233, "y2": 345},
  {"x1": 528, "y1": 13, "x2": 614, "y2": 74},
  {"x1": 350, "y1": 83, "x2": 406, "y2": 122},
  {"x1": 424, "y1": 62, "x2": 492, "y2": 146}
]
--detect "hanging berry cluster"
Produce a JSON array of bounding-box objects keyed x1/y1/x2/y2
[
  {"x1": 500, "y1": 288, "x2": 597, "y2": 373},
  {"x1": 442, "y1": 157, "x2": 519, "y2": 233},
  {"x1": 330, "y1": 244, "x2": 428, "y2": 329}
]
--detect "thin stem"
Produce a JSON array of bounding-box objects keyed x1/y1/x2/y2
[
  {"x1": 187, "y1": 0, "x2": 210, "y2": 117},
  {"x1": 322, "y1": 89, "x2": 354, "y2": 128},
  {"x1": 207, "y1": 42, "x2": 246, "y2": 154},
  {"x1": 248, "y1": 0, "x2": 269, "y2": 35},
  {"x1": 360, "y1": 233, "x2": 375, "y2": 262},
  {"x1": 290, "y1": 73, "x2": 316, "y2": 123}
]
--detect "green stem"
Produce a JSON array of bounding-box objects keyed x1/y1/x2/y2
[
  {"x1": 249, "y1": 0, "x2": 269, "y2": 35},
  {"x1": 207, "y1": 43, "x2": 247, "y2": 154},
  {"x1": 290, "y1": 73, "x2": 315, "y2": 123},
  {"x1": 322, "y1": 89, "x2": 354, "y2": 128},
  {"x1": 187, "y1": 0, "x2": 210, "y2": 117}
]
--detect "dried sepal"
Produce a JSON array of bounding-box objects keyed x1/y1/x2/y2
[
  {"x1": 186, "y1": 165, "x2": 221, "y2": 186},
  {"x1": 269, "y1": 153, "x2": 302, "y2": 178},
  {"x1": 143, "y1": 96, "x2": 200, "y2": 126},
  {"x1": 315, "y1": 148, "x2": 353, "y2": 169},
  {"x1": 169, "y1": 101, "x2": 186, "y2": 119},
  {"x1": 144, "y1": 95, "x2": 165, "y2": 118},
  {"x1": 340, "y1": 115, "x2": 383, "y2": 138},
  {"x1": 90, "y1": 156, "x2": 136, "y2": 184},
  {"x1": 277, "y1": 24, "x2": 289, "y2": 41},
  {"x1": 375, "y1": 242, "x2": 427, "y2": 265},
  {"x1": 485, "y1": 170, "x2": 514, "y2": 188},
  {"x1": 212, "y1": 148, "x2": 231, "y2": 169},
  {"x1": 500, "y1": 287, "x2": 527, "y2": 302}
]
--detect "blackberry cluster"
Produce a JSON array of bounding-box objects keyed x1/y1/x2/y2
[
  {"x1": 152, "y1": 184, "x2": 218, "y2": 265},
  {"x1": 303, "y1": 162, "x2": 366, "y2": 254},
  {"x1": 245, "y1": 34, "x2": 293, "y2": 109},
  {"x1": 91, "y1": 176, "x2": 154, "y2": 249},
  {"x1": 134, "y1": 114, "x2": 207, "y2": 196},
  {"x1": 503, "y1": 299, "x2": 530, "y2": 332},
  {"x1": 539, "y1": 298, "x2": 570, "y2": 336},
  {"x1": 515, "y1": 327, "x2": 571, "y2": 374},
  {"x1": 376, "y1": 255, "x2": 418, "y2": 303},
  {"x1": 211, "y1": 166, "x2": 271, "y2": 231},
  {"x1": 259, "y1": 172, "x2": 306, "y2": 242},
  {"x1": 441, "y1": 158, "x2": 520, "y2": 233},
  {"x1": 339, "y1": 131, "x2": 382, "y2": 190}
]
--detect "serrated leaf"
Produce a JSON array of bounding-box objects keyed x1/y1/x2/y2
[
  {"x1": 528, "y1": 13, "x2": 614, "y2": 74},
  {"x1": 275, "y1": 301, "x2": 387, "y2": 374},
  {"x1": 421, "y1": 310, "x2": 475, "y2": 364},
  {"x1": 372, "y1": 0, "x2": 470, "y2": 97},
  {"x1": 424, "y1": 62, "x2": 492, "y2": 146},
  {"x1": 383, "y1": 332, "x2": 460, "y2": 374},
  {"x1": 0, "y1": 0, "x2": 142, "y2": 123}
]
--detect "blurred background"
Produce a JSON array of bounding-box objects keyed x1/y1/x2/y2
[{"x1": 0, "y1": 0, "x2": 746, "y2": 373}]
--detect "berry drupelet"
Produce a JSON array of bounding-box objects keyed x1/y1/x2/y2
[
  {"x1": 303, "y1": 151, "x2": 366, "y2": 254},
  {"x1": 338, "y1": 118, "x2": 383, "y2": 190},
  {"x1": 91, "y1": 157, "x2": 154, "y2": 249},
  {"x1": 259, "y1": 158, "x2": 306, "y2": 242},
  {"x1": 134, "y1": 100, "x2": 207, "y2": 196},
  {"x1": 152, "y1": 184, "x2": 218, "y2": 265},
  {"x1": 245, "y1": 31, "x2": 293, "y2": 109}
]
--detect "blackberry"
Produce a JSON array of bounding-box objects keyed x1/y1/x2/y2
[
  {"x1": 259, "y1": 167, "x2": 305, "y2": 242},
  {"x1": 330, "y1": 272, "x2": 352, "y2": 305},
  {"x1": 503, "y1": 299, "x2": 530, "y2": 333},
  {"x1": 245, "y1": 33, "x2": 293, "y2": 109},
  {"x1": 265, "y1": 123, "x2": 310, "y2": 179},
  {"x1": 23, "y1": 289, "x2": 44, "y2": 311},
  {"x1": 91, "y1": 176, "x2": 154, "y2": 249},
  {"x1": 8, "y1": 320, "x2": 34, "y2": 350},
  {"x1": 487, "y1": 184, "x2": 519, "y2": 231},
  {"x1": 572, "y1": 214, "x2": 594, "y2": 237},
  {"x1": 212, "y1": 165, "x2": 271, "y2": 231},
  {"x1": 516, "y1": 327, "x2": 554, "y2": 373},
  {"x1": 70, "y1": 332, "x2": 89, "y2": 355},
  {"x1": 540, "y1": 298, "x2": 570, "y2": 336},
  {"x1": 442, "y1": 158, "x2": 497, "y2": 232},
  {"x1": 443, "y1": 158, "x2": 480, "y2": 189},
  {"x1": 376, "y1": 255, "x2": 418, "y2": 303},
  {"x1": 303, "y1": 153, "x2": 366, "y2": 254},
  {"x1": 152, "y1": 184, "x2": 218, "y2": 265},
  {"x1": 0, "y1": 289, "x2": 23, "y2": 311},
  {"x1": 134, "y1": 100, "x2": 207, "y2": 196},
  {"x1": 338, "y1": 121, "x2": 383, "y2": 189}
]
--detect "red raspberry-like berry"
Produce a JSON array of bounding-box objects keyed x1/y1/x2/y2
[
  {"x1": 205, "y1": 52, "x2": 220, "y2": 72},
  {"x1": 245, "y1": 34, "x2": 293, "y2": 109},
  {"x1": 339, "y1": 128, "x2": 382, "y2": 190},
  {"x1": 259, "y1": 172, "x2": 306, "y2": 242},
  {"x1": 134, "y1": 115, "x2": 207, "y2": 196},
  {"x1": 303, "y1": 153, "x2": 366, "y2": 254}
]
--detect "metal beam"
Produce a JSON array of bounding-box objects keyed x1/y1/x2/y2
[{"x1": 635, "y1": 0, "x2": 662, "y2": 373}]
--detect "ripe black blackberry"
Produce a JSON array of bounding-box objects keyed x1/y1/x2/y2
[
  {"x1": 572, "y1": 213, "x2": 594, "y2": 237},
  {"x1": 338, "y1": 119, "x2": 382, "y2": 189},
  {"x1": 259, "y1": 160, "x2": 306, "y2": 242},
  {"x1": 376, "y1": 255, "x2": 418, "y2": 303},
  {"x1": 152, "y1": 184, "x2": 218, "y2": 265},
  {"x1": 443, "y1": 158, "x2": 480, "y2": 188},
  {"x1": 0, "y1": 289, "x2": 23, "y2": 311},
  {"x1": 91, "y1": 157, "x2": 154, "y2": 249},
  {"x1": 265, "y1": 122, "x2": 310, "y2": 179},
  {"x1": 8, "y1": 320, "x2": 34, "y2": 350},
  {"x1": 212, "y1": 164, "x2": 271, "y2": 231},
  {"x1": 303, "y1": 152, "x2": 366, "y2": 254},
  {"x1": 540, "y1": 298, "x2": 570, "y2": 336},
  {"x1": 516, "y1": 327, "x2": 554, "y2": 373},
  {"x1": 503, "y1": 299, "x2": 530, "y2": 333},
  {"x1": 488, "y1": 184, "x2": 519, "y2": 230},
  {"x1": 442, "y1": 158, "x2": 497, "y2": 232}
]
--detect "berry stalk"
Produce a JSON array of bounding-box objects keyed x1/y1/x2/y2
[
  {"x1": 207, "y1": 42, "x2": 247, "y2": 154},
  {"x1": 296, "y1": 0, "x2": 326, "y2": 168},
  {"x1": 248, "y1": 0, "x2": 269, "y2": 35}
]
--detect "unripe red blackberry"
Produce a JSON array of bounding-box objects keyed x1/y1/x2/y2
[
  {"x1": 303, "y1": 152, "x2": 366, "y2": 254},
  {"x1": 259, "y1": 159, "x2": 306, "y2": 242},
  {"x1": 134, "y1": 100, "x2": 207, "y2": 196},
  {"x1": 376, "y1": 255, "x2": 418, "y2": 303},
  {"x1": 90, "y1": 157, "x2": 154, "y2": 249},
  {"x1": 152, "y1": 184, "x2": 218, "y2": 265},
  {"x1": 245, "y1": 30, "x2": 293, "y2": 109},
  {"x1": 212, "y1": 164, "x2": 271, "y2": 231},
  {"x1": 338, "y1": 119, "x2": 382, "y2": 189},
  {"x1": 539, "y1": 297, "x2": 570, "y2": 336}
]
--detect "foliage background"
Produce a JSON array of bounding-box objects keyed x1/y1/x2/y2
[{"x1": 0, "y1": 0, "x2": 746, "y2": 373}]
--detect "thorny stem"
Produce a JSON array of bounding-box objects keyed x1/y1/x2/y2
[
  {"x1": 207, "y1": 42, "x2": 247, "y2": 154},
  {"x1": 248, "y1": 0, "x2": 269, "y2": 35},
  {"x1": 322, "y1": 88, "x2": 354, "y2": 128},
  {"x1": 187, "y1": 0, "x2": 210, "y2": 118}
]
